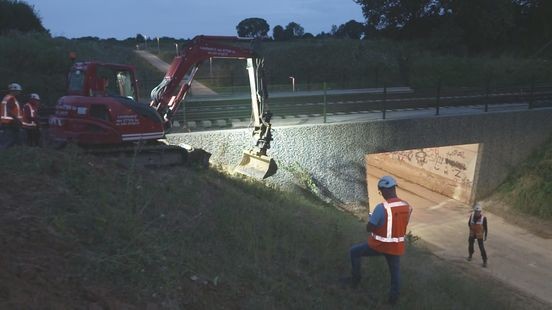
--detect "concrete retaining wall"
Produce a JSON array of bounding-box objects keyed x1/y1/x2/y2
[{"x1": 167, "y1": 108, "x2": 552, "y2": 209}]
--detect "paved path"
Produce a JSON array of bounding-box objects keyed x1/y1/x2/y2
[
  {"x1": 135, "y1": 50, "x2": 218, "y2": 96},
  {"x1": 367, "y1": 168, "x2": 552, "y2": 306}
]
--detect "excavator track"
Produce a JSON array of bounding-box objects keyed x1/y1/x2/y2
[{"x1": 82, "y1": 141, "x2": 210, "y2": 169}]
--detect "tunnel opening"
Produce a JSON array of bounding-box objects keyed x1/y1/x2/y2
[{"x1": 365, "y1": 143, "x2": 480, "y2": 209}]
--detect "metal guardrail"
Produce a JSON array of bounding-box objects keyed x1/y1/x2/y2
[
  {"x1": 176, "y1": 85, "x2": 552, "y2": 124},
  {"x1": 36, "y1": 85, "x2": 552, "y2": 130}
]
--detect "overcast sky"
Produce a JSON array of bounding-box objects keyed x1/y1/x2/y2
[{"x1": 23, "y1": 0, "x2": 365, "y2": 39}]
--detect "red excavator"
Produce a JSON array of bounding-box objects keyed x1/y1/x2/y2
[{"x1": 48, "y1": 35, "x2": 276, "y2": 179}]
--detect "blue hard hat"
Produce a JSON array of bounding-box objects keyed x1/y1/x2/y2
[{"x1": 378, "y1": 175, "x2": 397, "y2": 188}]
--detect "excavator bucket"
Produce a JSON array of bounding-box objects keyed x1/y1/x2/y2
[{"x1": 235, "y1": 150, "x2": 277, "y2": 180}]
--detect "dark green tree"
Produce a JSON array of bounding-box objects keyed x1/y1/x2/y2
[
  {"x1": 354, "y1": 0, "x2": 439, "y2": 31},
  {"x1": 335, "y1": 20, "x2": 365, "y2": 39},
  {"x1": 512, "y1": 0, "x2": 552, "y2": 53},
  {"x1": 136, "y1": 33, "x2": 145, "y2": 43},
  {"x1": 284, "y1": 22, "x2": 304, "y2": 39},
  {"x1": 450, "y1": 0, "x2": 515, "y2": 51},
  {"x1": 0, "y1": 0, "x2": 46, "y2": 34},
  {"x1": 236, "y1": 17, "x2": 270, "y2": 38},
  {"x1": 272, "y1": 25, "x2": 288, "y2": 41}
]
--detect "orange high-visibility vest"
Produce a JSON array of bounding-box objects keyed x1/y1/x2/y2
[
  {"x1": 469, "y1": 213, "x2": 486, "y2": 239},
  {"x1": 1, "y1": 94, "x2": 22, "y2": 125},
  {"x1": 368, "y1": 199, "x2": 412, "y2": 255},
  {"x1": 22, "y1": 101, "x2": 38, "y2": 128}
]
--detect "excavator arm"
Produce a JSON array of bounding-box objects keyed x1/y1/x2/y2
[{"x1": 150, "y1": 35, "x2": 276, "y2": 179}]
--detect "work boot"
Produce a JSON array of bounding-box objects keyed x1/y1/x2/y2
[
  {"x1": 482, "y1": 260, "x2": 487, "y2": 268},
  {"x1": 388, "y1": 295, "x2": 399, "y2": 305},
  {"x1": 339, "y1": 276, "x2": 360, "y2": 289},
  {"x1": 467, "y1": 255, "x2": 472, "y2": 262}
]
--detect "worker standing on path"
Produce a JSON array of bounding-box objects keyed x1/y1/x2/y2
[
  {"x1": 22, "y1": 93, "x2": 41, "y2": 146},
  {"x1": 342, "y1": 175, "x2": 413, "y2": 305},
  {"x1": 467, "y1": 203, "x2": 488, "y2": 267},
  {"x1": 0, "y1": 83, "x2": 23, "y2": 148}
]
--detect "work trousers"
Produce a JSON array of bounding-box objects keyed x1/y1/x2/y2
[
  {"x1": 0, "y1": 125, "x2": 21, "y2": 149},
  {"x1": 350, "y1": 242, "x2": 401, "y2": 299},
  {"x1": 468, "y1": 236, "x2": 487, "y2": 261},
  {"x1": 23, "y1": 128, "x2": 40, "y2": 146}
]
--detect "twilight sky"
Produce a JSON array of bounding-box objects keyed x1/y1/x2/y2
[{"x1": 23, "y1": 0, "x2": 365, "y2": 39}]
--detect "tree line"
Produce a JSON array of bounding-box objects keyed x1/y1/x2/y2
[
  {"x1": 236, "y1": 18, "x2": 366, "y2": 40},
  {"x1": 355, "y1": 0, "x2": 552, "y2": 54},
  {"x1": 237, "y1": 1, "x2": 552, "y2": 55}
]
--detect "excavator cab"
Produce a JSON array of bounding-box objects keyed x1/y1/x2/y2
[{"x1": 67, "y1": 62, "x2": 139, "y2": 100}]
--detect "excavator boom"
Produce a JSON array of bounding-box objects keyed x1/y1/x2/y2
[{"x1": 149, "y1": 35, "x2": 276, "y2": 179}]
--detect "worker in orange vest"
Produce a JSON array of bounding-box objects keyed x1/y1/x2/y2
[
  {"x1": 22, "y1": 93, "x2": 41, "y2": 146},
  {"x1": 342, "y1": 176, "x2": 413, "y2": 305},
  {"x1": 467, "y1": 203, "x2": 488, "y2": 267},
  {"x1": 1, "y1": 83, "x2": 23, "y2": 148}
]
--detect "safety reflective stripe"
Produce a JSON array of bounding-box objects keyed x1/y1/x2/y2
[
  {"x1": 373, "y1": 235, "x2": 405, "y2": 242},
  {"x1": 372, "y1": 201, "x2": 409, "y2": 243},
  {"x1": 469, "y1": 213, "x2": 484, "y2": 225},
  {"x1": 1, "y1": 97, "x2": 20, "y2": 121},
  {"x1": 22, "y1": 104, "x2": 37, "y2": 127},
  {"x1": 1, "y1": 100, "x2": 13, "y2": 120}
]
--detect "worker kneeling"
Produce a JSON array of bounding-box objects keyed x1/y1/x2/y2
[{"x1": 341, "y1": 176, "x2": 413, "y2": 305}]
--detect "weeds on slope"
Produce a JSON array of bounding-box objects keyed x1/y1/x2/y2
[
  {"x1": 497, "y1": 136, "x2": 552, "y2": 219},
  {"x1": 0, "y1": 147, "x2": 546, "y2": 309}
]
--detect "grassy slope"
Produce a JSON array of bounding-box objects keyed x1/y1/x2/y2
[
  {"x1": 0, "y1": 147, "x2": 546, "y2": 309},
  {"x1": 494, "y1": 136, "x2": 552, "y2": 220}
]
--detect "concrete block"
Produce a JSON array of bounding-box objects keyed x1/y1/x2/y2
[
  {"x1": 215, "y1": 119, "x2": 227, "y2": 127},
  {"x1": 187, "y1": 121, "x2": 197, "y2": 129},
  {"x1": 201, "y1": 120, "x2": 212, "y2": 128}
]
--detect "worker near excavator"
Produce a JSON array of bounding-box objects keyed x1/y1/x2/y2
[
  {"x1": 467, "y1": 203, "x2": 488, "y2": 267},
  {"x1": 22, "y1": 93, "x2": 41, "y2": 147},
  {"x1": 342, "y1": 176, "x2": 412, "y2": 305},
  {"x1": 1, "y1": 83, "x2": 23, "y2": 148}
]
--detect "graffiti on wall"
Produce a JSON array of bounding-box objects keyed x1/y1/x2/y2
[{"x1": 382, "y1": 145, "x2": 477, "y2": 188}]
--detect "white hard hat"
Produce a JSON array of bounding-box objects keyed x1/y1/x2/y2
[
  {"x1": 378, "y1": 175, "x2": 397, "y2": 188},
  {"x1": 473, "y1": 203, "x2": 482, "y2": 212},
  {"x1": 8, "y1": 83, "x2": 22, "y2": 91},
  {"x1": 30, "y1": 93, "x2": 40, "y2": 100}
]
